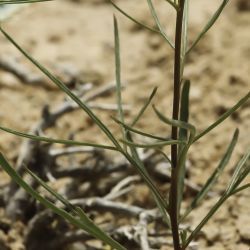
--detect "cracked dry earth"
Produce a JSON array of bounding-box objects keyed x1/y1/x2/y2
[{"x1": 0, "y1": 0, "x2": 249, "y2": 249}]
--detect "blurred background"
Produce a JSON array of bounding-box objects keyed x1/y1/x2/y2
[{"x1": 0, "y1": 1, "x2": 249, "y2": 249}]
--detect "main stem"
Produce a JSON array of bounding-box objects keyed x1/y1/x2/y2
[{"x1": 170, "y1": 1, "x2": 185, "y2": 250}]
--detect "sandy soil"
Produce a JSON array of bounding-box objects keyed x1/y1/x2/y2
[{"x1": 0, "y1": 0, "x2": 249, "y2": 249}]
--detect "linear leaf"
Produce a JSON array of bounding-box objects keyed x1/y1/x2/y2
[
  {"x1": 113, "y1": 117, "x2": 168, "y2": 141},
  {"x1": 156, "y1": 149, "x2": 172, "y2": 166},
  {"x1": 122, "y1": 149, "x2": 171, "y2": 226},
  {"x1": 182, "y1": 129, "x2": 239, "y2": 220},
  {"x1": 194, "y1": 91, "x2": 250, "y2": 142},
  {"x1": 114, "y1": 16, "x2": 126, "y2": 149},
  {"x1": 146, "y1": 0, "x2": 174, "y2": 48},
  {"x1": 0, "y1": 27, "x2": 122, "y2": 151},
  {"x1": 0, "y1": 154, "x2": 125, "y2": 250},
  {"x1": 229, "y1": 183, "x2": 250, "y2": 196},
  {"x1": 0, "y1": 0, "x2": 50, "y2": 3},
  {"x1": 226, "y1": 149, "x2": 250, "y2": 193},
  {"x1": 121, "y1": 129, "x2": 171, "y2": 227},
  {"x1": 26, "y1": 167, "x2": 121, "y2": 242},
  {"x1": 121, "y1": 138, "x2": 184, "y2": 149},
  {"x1": 187, "y1": 0, "x2": 230, "y2": 53},
  {"x1": 0, "y1": 27, "x2": 171, "y2": 225},
  {"x1": 183, "y1": 193, "x2": 228, "y2": 248},
  {"x1": 181, "y1": 0, "x2": 189, "y2": 74},
  {"x1": 153, "y1": 105, "x2": 196, "y2": 143},
  {"x1": 184, "y1": 149, "x2": 250, "y2": 247},
  {"x1": 114, "y1": 16, "x2": 124, "y2": 124},
  {"x1": 131, "y1": 87, "x2": 158, "y2": 127},
  {"x1": 179, "y1": 80, "x2": 190, "y2": 148},
  {"x1": 163, "y1": 0, "x2": 178, "y2": 9},
  {"x1": 108, "y1": 0, "x2": 159, "y2": 34},
  {"x1": 0, "y1": 125, "x2": 117, "y2": 151},
  {"x1": 25, "y1": 167, "x2": 77, "y2": 212}
]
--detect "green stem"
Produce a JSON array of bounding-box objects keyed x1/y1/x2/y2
[{"x1": 170, "y1": 1, "x2": 186, "y2": 249}]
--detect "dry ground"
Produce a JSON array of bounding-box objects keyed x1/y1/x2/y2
[{"x1": 0, "y1": 0, "x2": 249, "y2": 249}]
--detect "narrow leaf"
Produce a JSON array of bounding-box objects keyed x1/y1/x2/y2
[
  {"x1": 179, "y1": 80, "x2": 190, "y2": 147},
  {"x1": 184, "y1": 149, "x2": 250, "y2": 247},
  {"x1": 194, "y1": 91, "x2": 250, "y2": 142},
  {"x1": 114, "y1": 16, "x2": 126, "y2": 148},
  {"x1": 229, "y1": 183, "x2": 250, "y2": 196},
  {"x1": 146, "y1": 0, "x2": 174, "y2": 48},
  {"x1": 0, "y1": 9, "x2": 171, "y2": 233},
  {"x1": 0, "y1": 154, "x2": 125, "y2": 250},
  {"x1": 183, "y1": 194, "x2": 228, "y2": 248},
  {"x1": 187, "y1": 0, "x2": 230, "y2": 53},
  {"x1": 113, "y1": 117, "x2": 168, "y2": 141},
  {"x1": 25, "y1": 167, "x2": 77, "y2": 212},
  {"x1": 180, "y1": 0, "x2": 189, "y2": 74},
  {"x1": 0, "y1": 27, "x2": 122, "y2": 151},
  {"x1": 226, "y1": 149, "x2": 250, "y2": 193},
  {"x1": 108, "y1": 0, "x2": 159, "y2": 34},
  {"x1": 182, "y1": 129, "x2": 239, "y2": 220},
  {"x1": 121, "y1": 130, "x2": 171, "y2": 227},
  {"x1": 0, "y1": 0, "x2": 50, "y2": 3},
  {"x1": 0, "y1": 125, "x2": 117, "y2": 151},
  {"x1": 163, "y1": 0, "x2": 178, "y2": 9},
  {"x1": 123, "y1": 151, "x2": 171, "y2": 226},
  {"x1": 153, "y1": 105, "x2": 196, "y2": 143},
  {"x1": 121, "y1": 138, "x2": 184, "y2": 149},
  {"x1": 131, "y1": 87, "x2": 158, "y2": 127}
]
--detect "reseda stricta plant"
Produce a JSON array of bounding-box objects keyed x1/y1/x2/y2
[{"x1": 0, "y1": 0, "x2": 249, "y2": 250}]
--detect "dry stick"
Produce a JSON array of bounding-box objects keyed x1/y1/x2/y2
[
  {"x1": 4, "y1": 82, "x2": 119, "y2": 218},
  {"x1": 170, "y1": 1, "x2": 186, "y2": 249},
  {"x1": 0, "y1": 55, "x2": 46, "y2": 87},
  {"x1": 69, "y1": 197, "x2": 157, "y2": 218},
  {"x1": 137, "y1": 212, "x2": 151, "y2": 250},
  {"x1": 104, "y1": 175, "x2": 140, "y2": 200}
]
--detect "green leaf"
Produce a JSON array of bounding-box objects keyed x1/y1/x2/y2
[
  {"x1": 108, "y1": 0, "x2": 159, "y2": 34},
  {"x1": 183, "y1": 148, "x2": 250, "y2": 248},
  {"x1": 27, "y1": 167, "x2": 125, "y2": 244},
  {"x1": 153, "y1": 105, "x2": 196, "y2": 143},
  {"x1": 156, "y1": 149, "x2": 172, "y2": 167},
  {"x1": 0, "y1": 154, "x2": 125, "y2": 250},
  {"x1": 0, "y1": 26, "x2": 122, "y2": 151},
  {"x1": 183, "y1": 193, "x2": 228, "y2": 248},
  {"x1": 25, "y1": 167, "x2": 77, "y2": 212},
  {"x1": 114, "y1": 16, "x2": 126, "y2": 149},
  {"x1": 122, "y1": 149, "x2": 171, "y2": 227},
  {"x1": 121, "y1": 138, "x2": 185, "y2": 149},
  {"x1": 163, "y1": 0, "x2": 178, "y2": 9},
  {"x1": 179, "y1": 80, "x2": 190, "y2": 148},
  {"x1": 114, "y1": 16, "x2": 124, "y2": 124},
  {"x1": 146, "y1": 0, "x2": 174, "y2": 49},
  {"x1": 0, "y1": 125, "x2": 117, "y2": 151},
  {"x1": 182, "y1": 129, "x2": 239, "y2": 221},
  {"x1": 112, "y1": 116, "x2": 168, "y2": 141},
  {"x1": 0, "y1": 27, "x2": 170, "y2": 227},
  {"x1": 0, "y1": 0, "x2": 51, "y2": 4},
  {"x1": 229, "y1": 183, "x2": 250, "y2": 196},
  {"x1": 131, "y1": 87, "x2": 158, "y2": 127},
  {"x1": 226, "y1": 149, "x2": 250, "y2": 193},
  {"x1": 194, "y1": 91, "x2": 250, "y2": 142},
  {"x1": 180, "y1": 0, "x2": 189, "y2": 74},
  {"x1": 153, "y1": 104, "x2": 196, "y2": 217},
  {"x1": 187, "y1": 0, "x2": 230, "y2": 53}
]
